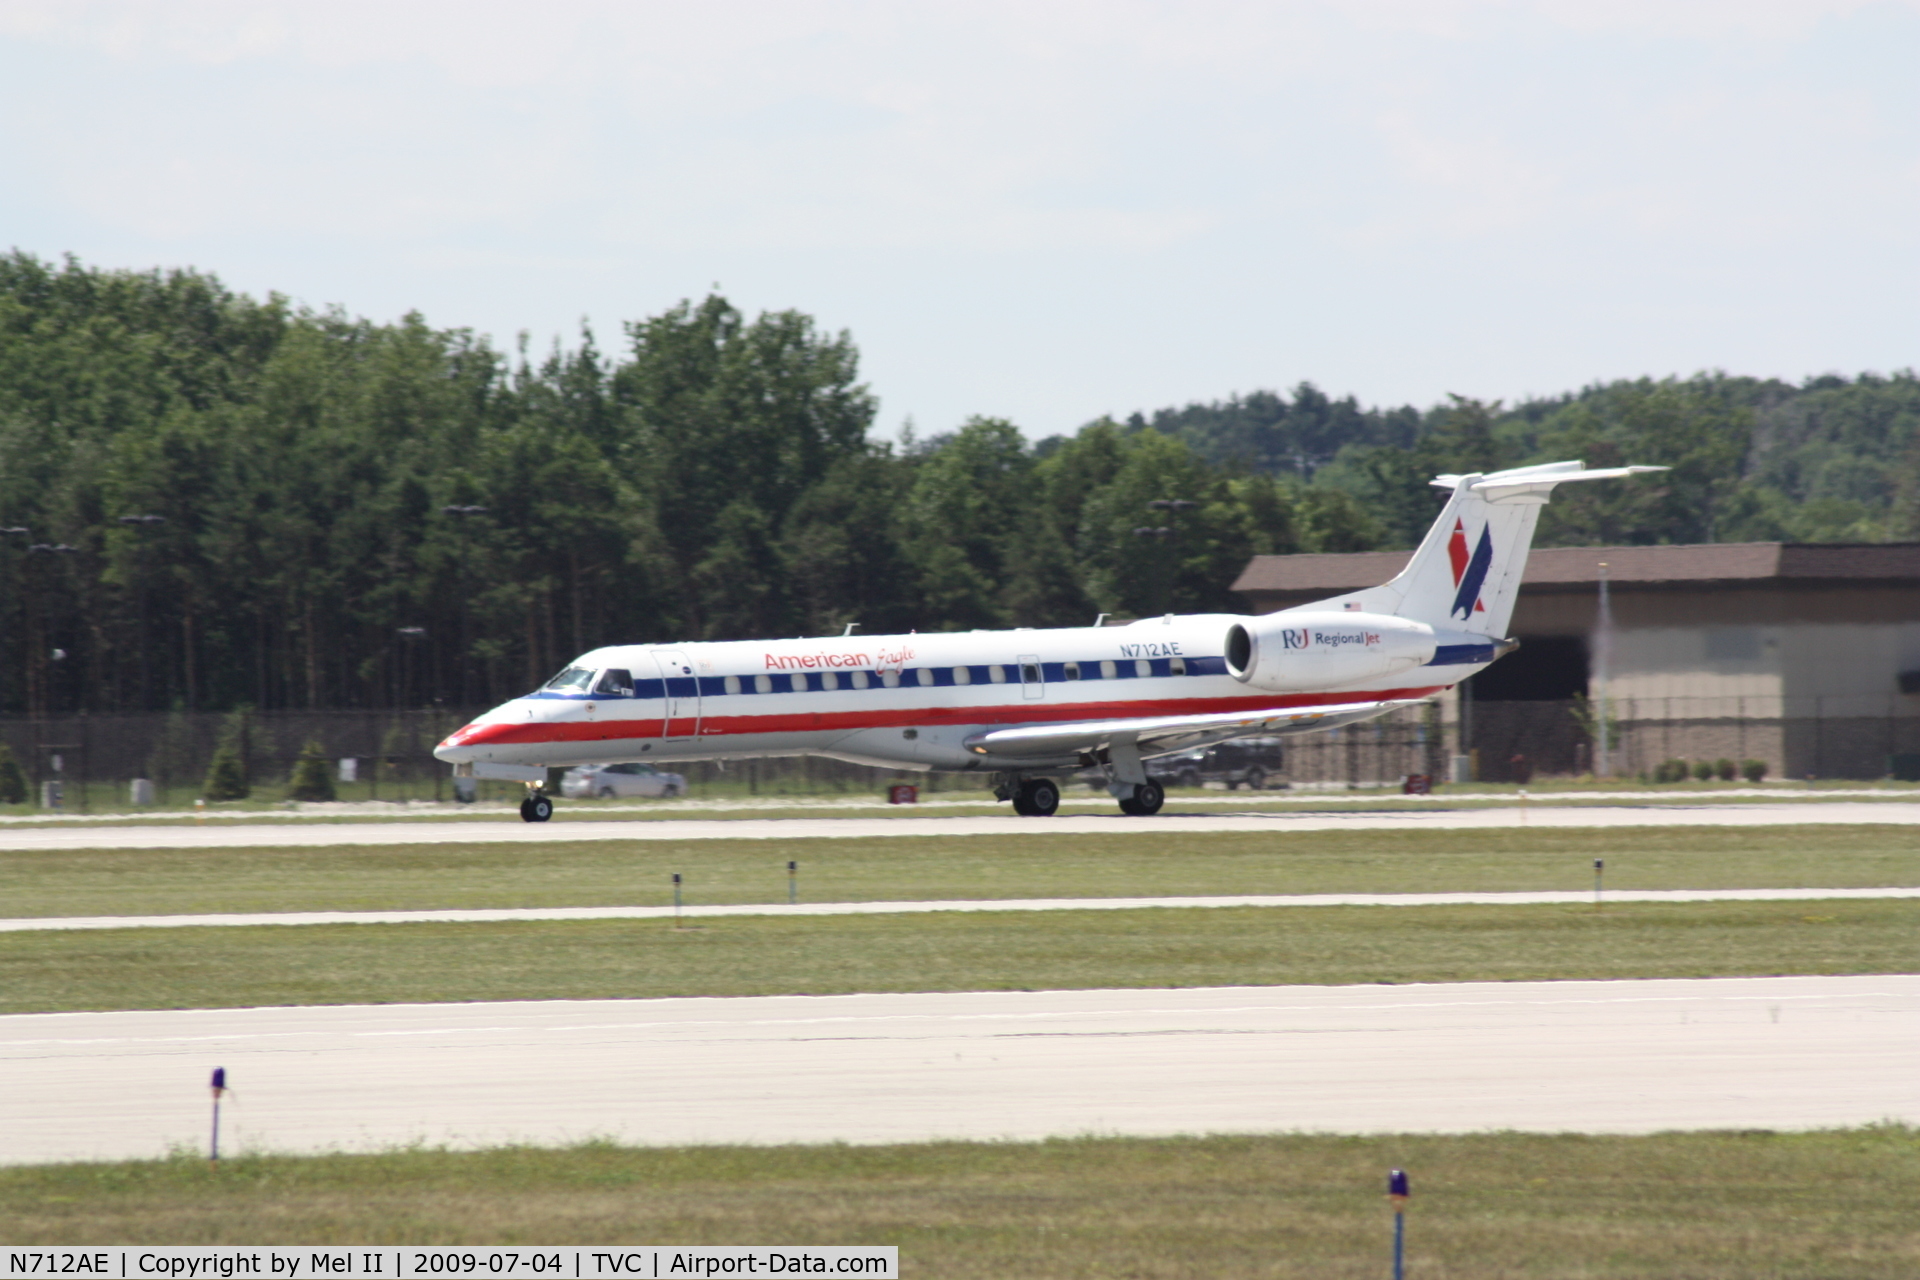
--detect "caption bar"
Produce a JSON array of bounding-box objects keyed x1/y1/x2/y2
[{"x1": 3, "y1": 1251, "x2": 896, "y2": 1280}]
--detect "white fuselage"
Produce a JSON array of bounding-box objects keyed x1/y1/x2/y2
[{"x1": 433, "y1": 613, "x2": 1485, "y2": 774}]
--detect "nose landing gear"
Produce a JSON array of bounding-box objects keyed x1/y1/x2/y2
[{"x1": 520, "y1": 784, "x2": 553, "y2": 823}]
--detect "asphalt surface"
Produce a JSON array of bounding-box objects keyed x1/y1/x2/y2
[
  {"x1": 4, "y1": 975, "x2": 1914, "y2": 1164},
  {"x1": 1, "y1": 801, "x2": 1916, "y2": 851},
  {"x1": 3, "y1": 886, "x2": 1916, "y2": 933}
]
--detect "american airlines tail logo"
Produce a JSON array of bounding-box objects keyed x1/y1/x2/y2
[{"x1": 1446, "y1": 518, "x2": 1492, "y2": 619}]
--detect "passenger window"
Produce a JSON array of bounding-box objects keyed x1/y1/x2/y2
[
  {"x1": 790, "y1": 673, "x2": 807, "y2": 692},
  {"x1": 852, "y1": 670, "x2": 869, "y2": 689},
  {"x1": 1101, "y1": 660, "x2": 1117, "y2": 679},
  {"x1": 1170, "y1": 657, "x2": 1187, "y2": 676},
  {"x1": 1063, "y1": 662, "x2": 1080, "y2": 681},
  {"x1": 1022, "y1": 663, "x2": 1041, "y2": 684},
  {"x1": 917, "y1": 668, "x2": 935, "y2": 687},
  {"x1": 1135, "y1": 659, "x2": 1152, "y2": 678},
  {"x1": 822, "y1": 671, "x2": 838, "y2": 691},
  {"x1": 882, "y1": 671, "x2": 901, "y2": 688},
  {"x1": 724, "y1": 675, "x2": 741, "y2": 694},
  {"x1": 989, "y1": 665, "x2": 1007, "y2": 684},
  {"x1": 755, "y1": 674, "x2": 772, "y2": 694},
  {"x1": 953, "y1": 666, "x2": 972, "y2": 685},
  {"x1": 594, "y1": 669, "x2": 634, "y2": 696}
]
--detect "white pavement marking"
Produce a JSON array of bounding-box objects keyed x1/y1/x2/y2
[
  {"x1": 2, "y1": 802, "x2": 1917, "y2": 851},
  {"x1": 3, "y1": 887, "x2": 1916, "y2": 933},
  {"x1": 3, "y1": 976, "x2": 1915, "y2": 1164}
]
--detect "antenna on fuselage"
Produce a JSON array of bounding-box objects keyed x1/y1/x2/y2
[{"x1": 843, "y1": 622, "x2": 861, "y2": 636}]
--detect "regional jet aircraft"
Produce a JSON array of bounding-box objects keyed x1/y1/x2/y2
[{"x1": 436, "y1": 461, "x2": 1662, "y2": 820}]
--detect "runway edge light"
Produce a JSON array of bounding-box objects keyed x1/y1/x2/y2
[
  {"x1": 209, "y1": 1067, "x2": 228, "y2": 1167},
  {"x1": 1388, "y1": 1168, "x2": 1410, "y2": 1280}
]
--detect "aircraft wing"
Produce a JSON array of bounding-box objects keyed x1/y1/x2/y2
[{"x1": 963, "y1": 698, "x2": 1421, "y2": 761}]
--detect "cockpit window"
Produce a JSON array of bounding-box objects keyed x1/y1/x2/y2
[
  {"x1": 544, "y1": 666, "x2": 596, "y2": 693},
  {"x1": 594, "y1": 668, "x2": 634, "y2": 696}
]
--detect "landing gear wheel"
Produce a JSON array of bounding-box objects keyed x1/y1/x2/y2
[
  {"x1": 521, "y1": 793, "x2": 553, "y2": 823},
  {"x1": 1014, "y1": 777, "x2": 1060, "y2": 817},
  {"x1": 1118, "y1": 780, "x2": 1165, "y2": 816}
]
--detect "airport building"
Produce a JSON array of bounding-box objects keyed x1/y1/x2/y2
[{"x1": 1233, "y1": 542, "x2": 1920, "y2": 781}]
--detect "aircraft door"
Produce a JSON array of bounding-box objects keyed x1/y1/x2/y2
[
  {"x1": 1018, "y1": 654, "x2": 1045, "y2": 701},
  {"x1": 653, "y1": 650, "x2": 701, "y2": 739}
]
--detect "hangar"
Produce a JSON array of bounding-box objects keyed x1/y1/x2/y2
[{"x1": 1233, "y1": 542, "x2": 1920, "y2": 781}]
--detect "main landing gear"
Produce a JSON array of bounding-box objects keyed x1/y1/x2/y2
[
  {"x1": 1117, "y1": 780, "x2": 1165, "y2": 816},
  {"x1": 520, "y1": 785, "x2": 553, "y2": 823},
  {"x1": 994, "y1": 773, "x2": 1163, "y2": 817},
  {"x1": 1009, "y1": 776, "x2": 1061, "y2": 817}
]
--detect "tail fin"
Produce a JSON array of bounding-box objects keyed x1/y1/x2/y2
[{"x1": 1307, "y1": 461, "x2": 1667, "y2": 637}]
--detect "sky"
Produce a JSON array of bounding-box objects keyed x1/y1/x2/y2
[{"x1": 1, "y1": 0, "x2": 1915, "y2": 440}]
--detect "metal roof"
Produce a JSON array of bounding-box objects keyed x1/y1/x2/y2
[{"x1": 1231, "y1": 542, "x2": 1920, "y2": 598}]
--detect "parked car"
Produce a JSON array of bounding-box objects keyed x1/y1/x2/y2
[
  {"x1": 560, "y1": 761, "x2": 687, "y2": 799},
  {"x1": 1150, "y1": 738, "x2": 1287, "y2": 790}
]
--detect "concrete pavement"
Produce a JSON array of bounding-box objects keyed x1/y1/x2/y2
[
  {"x1": 2, "y1": 885, "x2": 1916, "y2": 933},
  {"x1": 2, "y1": 801, "x2": 1916, "y2": 851},
  {"x1": 4, "y1": 975, "x2": 1915, "y2": 1164}
]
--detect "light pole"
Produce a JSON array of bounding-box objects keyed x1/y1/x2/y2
[
  {"x1": 1595, "y1": 561, "x2": 1612, "y2": 778},
  {"x1": 0, "y1": 527, "x2": 29, "y2": 714},
  {"x1": 1131, "y1": 499, "x2": 1197, "y2": 616},
  {"x1": 441, "y1": 505, "x2": 488, "y2": 707},
  {"x1": 396, "y1": 626, "x2": 428, "y2": 709},
  {"x1": 117, "y1": 515, "x2": 167, "y2": 710},
  {"x1": 25, "y1": 542, "x2": 78, "y2": 717}
]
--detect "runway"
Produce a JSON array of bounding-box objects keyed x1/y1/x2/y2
[
  {"x1": 1, "y1": 801, "x2": 1915, "y2": 851},
  {"x1": 3, "y1": 885, "x2": 1916, "y2": 933},
  {"x1": 4, "y1": 975, "x2": 1914, "y2": 1165}
]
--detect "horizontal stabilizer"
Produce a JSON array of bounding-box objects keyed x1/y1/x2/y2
[{"x1": 1430, "y1": 461, "x2": 1669, "y2": 505}]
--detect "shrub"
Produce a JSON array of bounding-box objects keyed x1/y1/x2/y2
[
  {"x1": 1742, "y1": 758, "x2": 1769, "y2": 783},
  {"x1": 1714, "y1": 758, "x2": 1737, "y2": 781},
  {"x1": 202, "y1": 745, "x2": 249, "y2": 801},
  {"x1": 287, "y1": 740, "x2": 336, "y2": 802},
  {"x1": 1690, "y1": 759, "x2": 1715, "y2": 781},
  {"x1": 0, "y1": 743, "x2": 25, "y2": 805},
  {"x1": 1655, "y1": 759, "x2": 1689, "y2": 783}
]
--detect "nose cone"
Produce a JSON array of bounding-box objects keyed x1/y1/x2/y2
[{"x1": 434, "y1": 722, "x2": 486, "y2": 763}]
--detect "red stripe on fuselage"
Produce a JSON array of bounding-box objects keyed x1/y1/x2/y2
[{"x1": 455, "y1": 685, "x2": 1449, "y2": 747}]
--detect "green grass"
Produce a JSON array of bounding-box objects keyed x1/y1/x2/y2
[
  {"x1": 3, "y1": 899, "x2": 1914, "y2": 1013},
  {"x1": 1, "y1": 826, "x2": 1914, "y2": 919},
  {"x1": 4, "y1": 1130, "x2": 1916, "y2": 1277}
]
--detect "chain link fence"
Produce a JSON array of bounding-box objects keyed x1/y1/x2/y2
[
  {"x1": 0, "y1": 709, "x2": 936, "y2": 811},
  {"x1": 3, "y1": 695, "x2": 1914, "y2": 811}
]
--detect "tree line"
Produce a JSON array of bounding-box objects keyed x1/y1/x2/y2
[{"x1": 2, "y1": 250, "x2": 1914, "y2": 716}]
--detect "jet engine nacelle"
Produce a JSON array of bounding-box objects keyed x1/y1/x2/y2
[{"x1": 1224, "y1": 611, "x2": 1437, "y2": 692}]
